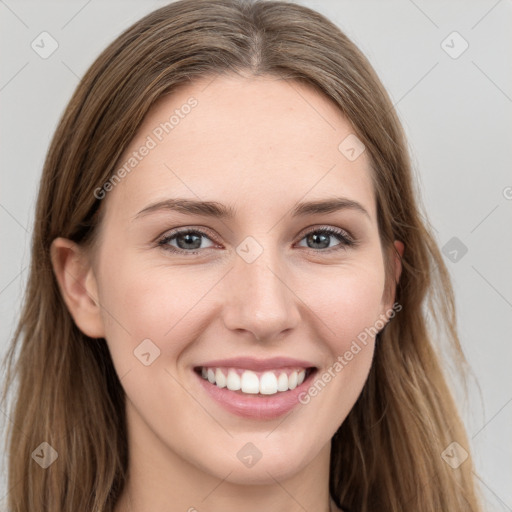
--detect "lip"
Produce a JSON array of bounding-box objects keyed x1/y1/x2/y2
[
  {"x1": 193, "y1": 360, "x2": 318, "y2": 420},
  {"x1": 195, "y1": 356, "x2": 317, "y2": 371}
]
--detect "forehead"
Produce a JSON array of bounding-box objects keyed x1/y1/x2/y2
[{"x1": 103, "y1": 74, "x2": 375, "y2": 224}]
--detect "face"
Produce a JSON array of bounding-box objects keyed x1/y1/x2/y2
[{"x1": 73, "y1": 74, "x2": 401, "y2": 486}]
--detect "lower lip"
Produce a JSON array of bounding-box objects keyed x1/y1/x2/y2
[{"x1": 194, "y1": 369, "x2": 317, "y2": 420}]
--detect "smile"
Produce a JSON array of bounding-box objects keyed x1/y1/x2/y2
[
  {"x1": 193, "y1": 358, "x2": 319, "y2": 420},
  {"x1": 197, "y1": 366, "x2": 313, "y2": 395}
]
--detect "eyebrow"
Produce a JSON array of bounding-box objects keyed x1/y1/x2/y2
[{"x1": 133, "y1": 197, "x2": 371, "y2": 221}]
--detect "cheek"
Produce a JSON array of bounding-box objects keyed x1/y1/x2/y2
[
  {"x1": 289, "y1": 259, "x2": 386, "y2": 435},
  {"x1": 300, "y1": 256, "x2": 387, "y2": 349},
  {"x1": 96, "y1": 253, "x2": 221, "y2": 366}
]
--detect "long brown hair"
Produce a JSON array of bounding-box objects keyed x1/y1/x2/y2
[{"x1": 1, "y1": 0, "x2": 483, "y2": 510}]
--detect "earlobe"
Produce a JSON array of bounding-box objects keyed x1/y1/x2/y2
[{"x1": 50, "y1": 237, "x2": 105, "y2": 339}]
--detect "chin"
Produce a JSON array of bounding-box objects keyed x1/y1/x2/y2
[{"x1": 199, "y1": 437, "x2": 319, "y2": 485}]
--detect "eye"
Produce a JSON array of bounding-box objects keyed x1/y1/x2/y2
[
  {"x1": 157, "y1": 226, "x2": 356, "y2": 255},
  {"x1": 158, "y1": 228, "x2": 217, "y2": 254},
  {"x1": 296, "y1": 226, "x2": 356, "y2": 252}
]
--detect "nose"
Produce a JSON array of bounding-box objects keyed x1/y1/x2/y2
[{"x1": 221, "y1": 240, "x2": 301, "y2": 342}]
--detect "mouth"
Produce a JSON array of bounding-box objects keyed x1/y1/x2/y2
[
  {"x1": 192, "y1": 359, "x2": 319, "y2": 420},
  {"x1": 194, "y1": 366, "x2": 316, "y2": 396}
]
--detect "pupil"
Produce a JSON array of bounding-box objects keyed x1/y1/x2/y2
[
  {"x1": 309, "y1": 233, "x2": 329, "y2": 249},
  {"x1": 178, "y1": 233, "x2": 201, "y2": 250}
]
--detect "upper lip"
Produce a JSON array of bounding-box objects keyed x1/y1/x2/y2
[{"x1": 195, "y1": 357, "x2": 317, "y2": 372}]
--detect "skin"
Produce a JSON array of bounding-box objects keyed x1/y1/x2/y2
[{"x1": 51, "y1": 74, "x2": 403, "y2": 512}]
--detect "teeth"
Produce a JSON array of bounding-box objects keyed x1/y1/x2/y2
[
  {"x1": 215, "y1": 368, "x2": 227, "y2": 388},
  {"x1": 199, "y1": 367, "x2": 310, "y2": 395},
  {"x1": 226, "y1": 369, "x2": 241, "y2": 391},
  {"x1": 241, "y1": 370, "x2": 260, "y2": 394},
  {"x1": 260, "y1": 371, "x2": 278, "y2": 395},
  {"x1": 277, "y1": 372, "x2": 288, "y2": 391},
  {"x1": 288, "y1": 371, "x2": 298, "y2": 390}
]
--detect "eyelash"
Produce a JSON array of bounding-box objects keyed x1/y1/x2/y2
[{"x1": 156, "y1": 226, "x2": 357, "y2": 255}]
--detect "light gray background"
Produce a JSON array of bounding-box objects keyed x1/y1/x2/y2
[{"x1": 1, "y1": 1, "x2": 511, "y2": 510}]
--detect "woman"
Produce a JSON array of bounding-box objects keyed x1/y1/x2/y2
[{"x1": 1, "y1": 0, "x2": 483, "y2": 510}]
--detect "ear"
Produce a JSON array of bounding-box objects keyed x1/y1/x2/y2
[
  {"x1": 381, "y1": 240, "x2": 404, "y2": 312},
  {"x1": 50, "y1": 237, "x2": 105, "y2": 339}
]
